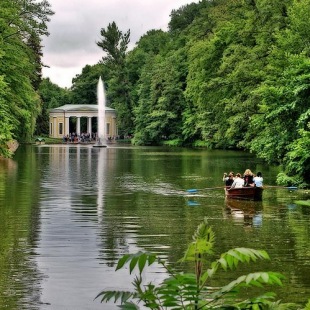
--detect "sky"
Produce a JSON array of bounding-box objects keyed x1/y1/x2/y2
[{"x1": 41, "y1": 0, "x2": 199, "y2": 89}]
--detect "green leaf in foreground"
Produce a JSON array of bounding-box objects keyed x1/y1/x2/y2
[
  {"x1": 294, "y1": 200, "x2": 310, "y2": 206},
  {"x1": 96, "y1": 217, "x2": 304, "y2": 309}
]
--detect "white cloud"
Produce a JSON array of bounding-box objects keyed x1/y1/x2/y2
[{"x1": 42, "y1": 0, "x2": 199, "y2": 88}]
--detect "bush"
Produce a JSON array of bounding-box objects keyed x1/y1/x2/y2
[{"x1": 161, "y1": 139, "x2": 183, "y2": 146}]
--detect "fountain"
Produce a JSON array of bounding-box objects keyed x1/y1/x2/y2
[{"x1": 93, "y1": 76, "x2": 107, "y2": 147}]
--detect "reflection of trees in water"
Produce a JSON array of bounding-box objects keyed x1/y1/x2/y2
[
  {"x1": 286, "y1": 206, "x2": 310, "y2": 287},
  {"x1": 38, "y1": 146, "x2": 310, "y2": 304},
  {"x1": 96, "y1": 190, "x2": 216, "y2": 271},
  {"x1": 0, "y1": 157, "x2": 18, "y2": 174},
  {"x1": 98, "y1": 217, "x2": 130, "y2": 268},
  {"x1": 221, "y1": 197, "x2": 310, "y2": 304},
  {"x1": 0, "y1": 149, "x2": 44, "y2": 309}
]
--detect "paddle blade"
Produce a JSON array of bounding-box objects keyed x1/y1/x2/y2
[
  {"x1": 187, "y1": 200, "x2": 200, "y2": 206},
  {"x1": 286, "y1": 186, "x2": 298, "y2": 190},
  {"x1": 187, "y1": 189, "x2": 198, "y2": 193}
]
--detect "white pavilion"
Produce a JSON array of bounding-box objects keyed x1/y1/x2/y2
[{"x1": 49, "y1": 104, "x2": 117, "y2": 139}]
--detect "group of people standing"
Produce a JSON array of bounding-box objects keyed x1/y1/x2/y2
[
  {"x1": 223, "y1": 169, "x2": 263, "y2": 189},
  {"x1": 62, "y1": 132, "x2": 95, "y2": 143}
]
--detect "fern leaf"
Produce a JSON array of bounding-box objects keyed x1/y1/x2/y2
[
  {"x1": 95, "y1": 290, "x2": 134, "y2": 304},
  {"x1": 129, "y1": 255, "x2": 140, "y2": 274},
  {"x1": 227, "y1": 249, "x2": 242, "y2": 261},
  {"x1": 138, "y1": 253, "x2": 147, "y2": 274},
  {"x1": 180, "y1": 243, "x2": 197, "y2": 262},
  {"x1": 193, "y1": 218, "x2": 215, "y2": 243},
  {"x1": 116, "y1": 252, "x2": 157, "y2": 274},
  {"x1": 245, "y1": 273, "x2": 254, "y2": 285},
  {"x1": 116, "y1": 254, "x2": 131, "y2": 271},
  {"x1": 148, "y1": 253, "x2": 157, "y2": 265},
  {"x1": 209, "y1": 248, "x2": 271, "y2": 275},
  {"x1": 218, "y1": 257, "x2": 228, "y2": 270},
  {"x1": 200, "y1": 270, "x2": 209, "y2": 284},
  {"x1": 211, "y1": 271, "x2": 285, "y2": 299},
  {"x1": 261, "y1": 272, "x2": 269, "y2": 283},
  {"x1": 269, "y1": 273, "x2": 284, "y2": 286}
]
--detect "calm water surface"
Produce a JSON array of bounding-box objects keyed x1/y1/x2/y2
[{"x1": 0, "y1": 144, "x2": 309, "y2": 309}]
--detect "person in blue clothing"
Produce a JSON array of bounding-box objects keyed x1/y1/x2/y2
[{"x1": 253, "y1": 172, "x2": 263, "y2": 187}]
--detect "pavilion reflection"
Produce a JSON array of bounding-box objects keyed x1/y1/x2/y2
[
  {"x1": 46, "y1": 144, "x2": 114, "y2": 220},
  {"x1": 96, "y1": 147, "x2": 106, "y2": 221}
]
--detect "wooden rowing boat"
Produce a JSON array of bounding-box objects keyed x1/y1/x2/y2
[{"x1": 225, "y1": 186, "x2": 263, "y2": 201}]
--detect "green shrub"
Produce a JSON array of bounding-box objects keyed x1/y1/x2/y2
[
  {"x1": 162, "y1": 139, "x2": 183, "y2": 147},
  {"x1": 192, "y1": 140, "x2": 213, "y2": 148}
]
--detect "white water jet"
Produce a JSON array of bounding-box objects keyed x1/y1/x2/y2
[{"x1": 94, "y1": 76, "x2": 107, "y2": 147}]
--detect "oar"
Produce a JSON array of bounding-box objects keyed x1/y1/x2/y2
[
  {"x1": 186, "y1": 186, "x2": 224, "y2": 193},
  {"x1": 187, "y1": 185, "x2": 298, "y2": 193},
  {"x1": 187, "y1": 200, "x2": 200, "y2": 206},
  {"x1": 265, "y1": 185, "x2": 298, "y2": 190},
  {"x1": 285, "y1": 186, "x2": 298, "y2": 190}
]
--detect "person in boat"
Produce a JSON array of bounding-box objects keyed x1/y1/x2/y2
[
  {"x1": 230, "y1": 173, "x2": 244, "y2": 189},
  {"x1": 223, "y1": 172, "x2": 235, "y2": 186},
  {"x1": 253, "y1": 172, "x2": 263, "y2": 187},
  {"x1": 243, "y1": 169, "x2": 254, "y2": 187}
]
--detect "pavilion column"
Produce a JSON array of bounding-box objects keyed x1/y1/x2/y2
[
  {"x1": 65, "y1": 117, "x2": 70, "y2": 136},
  {"x1": 49, "y1": 117, "x2": 53, "y2": 137},
  {"x1": 112, "y1": 117, "x2": 117, "y2": 137},
  {"x1": 53, "y1": 117, "x2": 57, "y2": 138},
  {"x1": 76, "y1": 117, "x2": 81, "y2": 136},
  {"x1": 87, "y1": 117, "x2": 92, "y2": 135}
]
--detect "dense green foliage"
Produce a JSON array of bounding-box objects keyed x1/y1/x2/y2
[
  {"x1": 35, "y1": 78, "x2": 71, "y2": 135},
  {"x1": 0, "y1": 0, "x2": 53, "y2": 155},
  {"x1": 2, "y1": 0, "x2": 310, "y2": 184},
  {"x1": 96, "y1": 21, "x2": 133, "y2": 136},
  {"x1": 68, "y1": 0, "x2": 310, "y2": 185},
  {"x1": 96, "y1": 217, "x2": 307, "y2": 309}
]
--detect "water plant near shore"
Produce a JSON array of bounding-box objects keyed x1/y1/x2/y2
[{"x1": 96, "y1": 217, "x2": 309, "y2": 309}]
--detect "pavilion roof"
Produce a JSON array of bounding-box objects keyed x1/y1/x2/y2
[{"x1": 50, "y1": 104, "x2": 115, "y2": 112}]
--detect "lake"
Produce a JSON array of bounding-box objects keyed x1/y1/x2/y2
[{"x1": 0, "y1": 144, "x2": 309, "y2": 309}]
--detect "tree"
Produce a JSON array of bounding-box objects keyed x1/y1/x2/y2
[
  {"x1": 35, "y1": 78, "x2": 70, "y2": 135},
  {"x1": 133, "y1": 50, "x2": 186, "y2": 145},
  {"x1": 0, "y1": 76, "x2": 14, "y2": 157},
  {"x1": 168, "y1": 2, "x2": 204, "y2": 35},
  {"x1": 246, "y1": 0, "x2": 310, "y2": 185},
  {"x1": 71, "y1": 64, "x2": 108, "y2": 105},
  {"x1": 0, "y1": 0, "x2": 53, "y2": 152},
  {"x1": 97, "y1": 21, "x2": 133, "y2": 135}
]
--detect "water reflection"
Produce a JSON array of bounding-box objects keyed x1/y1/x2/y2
[
  {"x1": 0, "y1": 157, "x2": 17, "y2": 175},
  {"x1": 36, "y1": 145, "x2": 171, "y2": 309},
  {"x1": 96, "y1": 148, "x2": 106, "y2": 220},
  {"x1": 1, "y1": 145, "x2": 310, "y2": 309},
  {"x1": 225, "y1": 198, "x2": 263, "y2": 227},
  {"x1": 36, "y1": 145, "x2": 118, "y2": 309},
  {"x1": 0, "y1": 153, "x2": 44, "y2": 310}
]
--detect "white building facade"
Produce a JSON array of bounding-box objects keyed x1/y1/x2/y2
[{"x1": 49, "y1": 104, "x2": 117, "y2": 139}]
